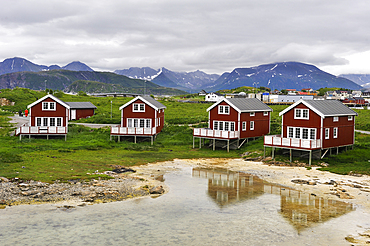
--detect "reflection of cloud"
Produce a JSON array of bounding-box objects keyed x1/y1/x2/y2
[{"x1": 192, "y1": 167, "x2": 354, "y2": 232}]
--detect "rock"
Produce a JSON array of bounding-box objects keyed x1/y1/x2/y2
[
  {"x1": 0, "y1": 177, "x2": 9, "y2": 182},
  {"x1": 291, "y1": 179, "x2": 309, "y2": 185},
  {"x1": 112, "y1": 167, "x2": 136, "y2": 174},
  {"x1": 308, "y1": 181, "x2": 317, "y2": 185},
  {"x1": 150, "y1": 186, "x2": 165, "y2": 194}
]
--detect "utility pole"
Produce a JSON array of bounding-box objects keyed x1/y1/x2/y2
[
  {"x1": 253, "y1": 82, "x2": 259, "y2": 97},
  {"x1": 111, "y1": 101, "x2": 112, "y2": 119}
]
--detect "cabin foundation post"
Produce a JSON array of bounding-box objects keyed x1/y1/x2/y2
[
  {"x1": 290, "y1": 149, "x2": 292, "y2": 163},
  {"x1": 118, "y1": 136, "x2": 120, "y2": 142},
  {"x1": 47, "y1": 135, "x2": 49, "y2": 140},
  {"x1": 151, "y1": 136, "x2": 153, "y2": 145},
  {"x1": 134, "y1": 136, "x2": 136, "y2": 144},
  {"x1": 20, "y1": 135, "x2": 22, "y2": 141},
  {"x1": 309, "y1": 150, "x2": 312, "y2": 166},
  {"x1": 192, "y1": 137, "x2": 195, "y2": 149},
  {"x1": 337, "y1": 147, "x2": 339, "y2": 155},
  {"x1": 199, "y1": 137, "x2": 201, "y2": 149},
  {"x1": 272, "y1": 147, "x2": 275, "y2": 160},
  {"x1": 65, "y1": 135, "x2": 67, "y2": 141},
  {"x1": 227, "y1": 139, "x2": 230, "y2": 152},
  {"x1": 213, "y1": 139, "x2": 215, "y2": 151},
  {"x1": 29, "y1": 135, "x2": 31, "y2": 139},
  {"x1": 263, "y1": 146, "x2": 265, "y2": 159}
]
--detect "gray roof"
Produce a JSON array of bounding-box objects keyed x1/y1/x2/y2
[
  {"x1": 141, "y1": 96, "x2": 166, "y2": 109},
  {"x1": 66, "y1": 102, "x2": 97, "y2": 109},
  {"x1": 280, "y1": 99, "x2": 358, "y2": 117},
  {"x1": 208, "y1": 98, "x2": 272, "y2": 112}
]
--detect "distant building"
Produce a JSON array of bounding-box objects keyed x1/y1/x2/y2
[
  {"x1": 205, "y1": 92, "x2": 224, "y2": 102},
  {"x1": 269, "y1": 95, "x2": 314, "y2": 103},
  {"x1": 198, "y1": 90, "x2": 207, "y2": 96}
]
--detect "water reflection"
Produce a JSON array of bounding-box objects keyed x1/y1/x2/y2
[{"x1": 192, "y1": 167, "x2": 354, "y2": 232}]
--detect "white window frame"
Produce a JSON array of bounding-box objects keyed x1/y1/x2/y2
[
  {"x1": 288, "y1": 127, "x2": 294, "y2": 138},
  {"x1": 133, "y1": 103, "x2": 145, "y2": 112},
  {"x1": 42, "y1": 102, "x2": 56, "y2": 111},
  {"x1": 127, "y1": 118, "x2": 152, "y2": 128},
  {"x1": 250, "y1": 112, "x2": 255, "y2": 117},
  {"x1": 348, "y1": 116, "x2": 353, "y2": 121},
  {"x1": 263, "y1": 111, "x2": 268, "y2": 116},
  {"x1": 35, "y1": 117, "x2": 63, "y2": 127},
  {"x1": 333, "y1": 127, "x2": 338, "y2": 138},
  {"x1": 242, "y1": 122, "x2": 246, "y2": 131},
  {"x1": 218, "y1": 105, "x2": 230, "y2": 115},
  {"x1": 213, "y1": 120, "x2": 236, "y2": 132},
  {"x1": 294, "y1": 108, "x2": 309, "y2": 120},
  {"x1": 333, "y1": 116, "x2": 338, "y2": 122},
  {"x1": 287, "y1": 127, "x2": 316, "y2": 140},
  {"x1": 250, "y1": 121, "x2": 254, "y2": 130},
  {"x1": 325, "y1": 128, "x2": 330, "y2": 139}
]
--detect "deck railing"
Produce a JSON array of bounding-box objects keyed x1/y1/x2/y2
[
  {"x1": 111, "y1": 126, "x2": 156, "y2": 136},
  {"x1": 193, "y1": 128, "x2": 240, "y2": 139},
  {"x1": 15, "y1": 124, "x2": 67, "y2": 135},
  {"x1": 264, "y1": 135, "x2": 321, "y2": 149}
]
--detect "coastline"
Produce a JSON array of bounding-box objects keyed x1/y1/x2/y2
[{"x1": 1, "y1": 158, "x2": 370, "y2": 213}]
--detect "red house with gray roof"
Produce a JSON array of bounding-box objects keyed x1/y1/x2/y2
[
  {"x1": 264, "y1": 99, "x2": 358, "y2": 164},
  {"x1": 15, "y1": 94, "x2": 70, "y2": 140},
  {"x1": 110, "y1": 96, "x2": 166, "y2": 144},
  {"x1": 193, "y1": 98, "x2": 272, "y2": 151}
]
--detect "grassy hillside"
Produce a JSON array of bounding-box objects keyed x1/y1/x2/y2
[
  {"x1": 0, "y1": 88, "x2": 369, "y2": 182},
  {"x1": 0, "y1": 70, "x2": 186, "y2": 95}
]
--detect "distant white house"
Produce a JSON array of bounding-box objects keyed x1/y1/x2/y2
[
  {"x1": 205, "y1": 92, "x2": 224, "y2": 102},
  {"x1": 269, "y1": 95, "x2": 314, "y2": 103},
  {"x1": 198, "y1": 90, "x2": 207, "y2": 96}
]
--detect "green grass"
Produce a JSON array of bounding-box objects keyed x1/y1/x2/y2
[{"x1": 0, "y1": 88, "x2": 369, "y2": 181}]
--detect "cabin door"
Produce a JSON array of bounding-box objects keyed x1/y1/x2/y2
[{"x1": 71, "y1": 110, "x2": 76, "y2": 120}]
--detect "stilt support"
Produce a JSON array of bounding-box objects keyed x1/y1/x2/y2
[{"x1": 213, "y1": 139, "x2": 215, "y2": 151}]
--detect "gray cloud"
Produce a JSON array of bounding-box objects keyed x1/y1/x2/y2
[{"x1": 1, "y1": 0, "x2": 370, "y2": 75}]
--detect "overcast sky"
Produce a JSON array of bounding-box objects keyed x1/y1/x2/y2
[{"x1": 1, "y1": 0, "x2": 370, "y2": 75}]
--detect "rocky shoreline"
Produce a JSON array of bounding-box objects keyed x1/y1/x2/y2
[{"x1": 0, "y1": 168, "x2": 168, "y2": 209}]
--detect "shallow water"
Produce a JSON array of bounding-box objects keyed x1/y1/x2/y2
[{"x1": 1, "y1": 166, "x2": 369, "y2": 246}]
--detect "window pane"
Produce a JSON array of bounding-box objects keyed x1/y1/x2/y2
[
  {"x1": 230, "y1": 122, "x2": 235, "y2": 131},
  {"x1": 50, "y1": 118, "x2": 55, "y2": 126},
  {"x1": 295, "y1": 128, "x2": 300, "y2": 138},
  {"x1": 224, "y1": 106, "x2": 229, "y2": 114},
  {"x1": 219, "y1": 122, "x2": 223, "y2": 130},
  {"x1": 140, "y1": 104, "x2": 145, "y2": 111},
  {"x1": 288, "y1": 127, "x2": 293, "y2": 138},
  {"x1": 225, "y1": 122, "x2": 229, "y2": 131},
  {"x1": 302, "y1": 129, "x2": 308, "y2": 139},
  {"x1": 303, "y1": 110, "x2": 308, "y2": 118},
  {"x1": 36, "y1": 118, "x2": 41, "y2": 126},
  {"x1": 133, "y1": 104, "x2": 138, "y2": 111},
  {"x1": 310, "y1": 129, "x2": 315, "y2": 140},
  {"x1": 57, "y1": 118, "x2": 62, "y2": 126},
  {"x1": 128, "y1": 119, "x2": 132, "y2": 127},
  {"x1": 295, "y1": 109, "x2": 301, "y2": 118},
  {"x1": 214, "y1": 121, "x2": 218, "y2": 130},
  {"x1": 43, "y1": 118, "x2": 48, "y2": 126},
  {"x1": 146, "y1": 119, "x2": 151, "y2": 128},
  {"x1": 250, "y1": 121, "x2": 254, "y2": 130},
  {"x1": 219, "y1": 106, "x2": 224, "y2": 113},
  {"x1": 50, "y1": 103, "x2": 55, "y2": 110},
  {"x1": 43, "y1": 102, "x2": 48, "y2": 110},
  {"x1": 140, "y1": 119, "x2": 145, "y2": 127},
  {"x1": 134, "y1": 119, "x2": 138, "y2": 127}
]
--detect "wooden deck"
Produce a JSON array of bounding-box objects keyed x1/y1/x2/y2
[
  {"x1": 193, "y1": 128, "x2": 240, "y2": 139},
  {"x1": 264, "y1": 135, "x2": 321, "y2": 150},
  {"x1": 110, "y1": 126, "x2": 157, "y2": 136}
]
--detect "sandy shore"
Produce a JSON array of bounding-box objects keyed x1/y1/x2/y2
[{"x1": 134, "y1": 158, "x2": 370, "y2": 213}]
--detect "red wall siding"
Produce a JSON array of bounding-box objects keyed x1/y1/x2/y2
[
  {"x1": 121, "y1": 99, "x2": 165, "y2": 134},
  {"x1": 209, "y1": 101, "x2": 238, "y2": 129},
  {"x1": 240, "y1": 111, "x2": 270, "y2": 138},
  {"x1": 75, "y1": 109, "x2": 95, "y2": 120},
  {"x1": 322, "y1": 116, "x2": 355, "y2": 148},
  {"x1": 282, "y1": 104, "x2": 321, "y2": 139},
  {"x1": 30, "y1": 98, "x2": 68, "y2": 126}
]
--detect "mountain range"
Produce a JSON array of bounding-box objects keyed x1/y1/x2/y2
[
  {"x1": 117, "y1": 62, "x2": 363, "y2": 92},
  {"x1": 338, "y1": 74, "x2": 370, "y2": 89},
  {"x1": 0, "y1": 57, "x2": 367, "y2": 93}
]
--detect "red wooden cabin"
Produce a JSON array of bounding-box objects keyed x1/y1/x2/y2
[
  {"x1": 193, "y1": 98, "x2": 272, "y2": 151},
  {"x1": 264, "y1": 99, "x2": 358, "y2": 164},
  {"x1": 15, "y1": 94, "x2": 70, "y2": 140},
  {"x1": 110, "y1": 96, "x2": 166, "y2": 144},
  {"x1": 67, "y1": 102, "x2": 97, "y2": 120}
]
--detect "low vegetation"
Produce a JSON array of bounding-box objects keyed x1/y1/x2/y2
[{"x1": 0, "y1": 88, "x2": 369, "y2": 182}]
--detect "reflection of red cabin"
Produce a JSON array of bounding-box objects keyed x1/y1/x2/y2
[
  {"x1": 193, "y1": 98, "x2": 272, "y2": 151},
  {"x1": 67, "y1": 102, "x2": 97, "y2": 120},
  {"x1": 110, "y1": 96, "x2": 166, "y2": 144},
  {"x1": 342, "y1": 97, "x2": 366, "y2": 105},
  {"x1": 15, "y1": 94, "x2": 70, "y2": 140},
  {"x1": 264, "y1": 99, "x2": 358, "y2": 164}
]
